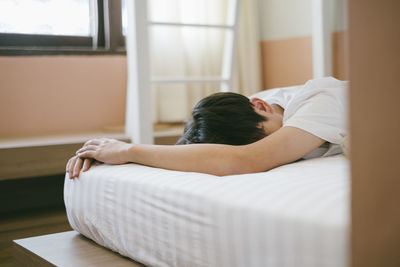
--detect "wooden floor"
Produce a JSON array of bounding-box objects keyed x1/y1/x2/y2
[
  {"x1": 0, "y1": 208, "x2": 72, "y2": 266},
  {"x1": 14, "y1": 231, "x2": 144, "y2": 266}
]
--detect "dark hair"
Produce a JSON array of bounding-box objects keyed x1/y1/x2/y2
[{"x1": 176, "y1": 92, "x2": 267, "y2": 145}]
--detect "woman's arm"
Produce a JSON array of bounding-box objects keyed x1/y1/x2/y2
[{"x1": 67, "y1": 126, "x2": 324, "y2": 178}]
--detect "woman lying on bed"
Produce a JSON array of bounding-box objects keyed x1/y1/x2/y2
[{"x1": 67, "y1": 77, "x2": 348, "y2": 177}]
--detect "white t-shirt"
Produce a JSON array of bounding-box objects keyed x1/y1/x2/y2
[{"x1": 250, "y1": 77, "x2": 348, "y2": 159}]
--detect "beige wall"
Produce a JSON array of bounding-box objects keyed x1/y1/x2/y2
[
  {"x1": 260, "y1": 31, "x2": 348, "y2": 89},
  {"x1": 0, "y1": 56, "x2": 127, "y2": 138},
  {"x1": 260, "y1": 36, "x2": 312, "y2": 89}
]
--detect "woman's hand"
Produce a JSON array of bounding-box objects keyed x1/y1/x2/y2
[
  {"x1": 66, "y1": 138, "x2": 132, "y2": 179},
  {"x1": 76, "y1": 138, "x2": 132, "y2": 164}
]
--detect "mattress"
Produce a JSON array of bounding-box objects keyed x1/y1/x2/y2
[{"x1": 64, "y1": 155, "x2": 349, "y2": 267}]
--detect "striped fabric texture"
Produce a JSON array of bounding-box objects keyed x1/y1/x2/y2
[{"x1": 64, "y1": 155, "x2": 349, "y2": 267}]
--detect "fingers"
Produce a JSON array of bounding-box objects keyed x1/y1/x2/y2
[
  {"x1": 82, "y1": 158, "x2": 93, "y2": 172},
  {"x1": 73, "y1": 157, "x2": 84, "y2": 178},
  {"x1": 79, "y1": 138, "x2": 115, "y2": 156},
  {"x1": 83, "y1": 138, "x2": 111, "y2": 146},
  {"x1": 76, "y1": 145, "x2": 98, "y2": 155},
  {"x1": 67, "y1": 156, "x2": 79, "y2": 179},
  {"x1": 77, "y1": 150, "x2": 96, "y2": 159},
  {"x1": 66, "y1": 158, "x2": 72, "y2": 178},
  {"x1": 84, "y1": 139, "x2": 102, "y2": 146},
  {"x1": 66, "y1": 157, "x2": 72, "y2": 172},
  {"x1": 66, "y1": 156, "x2": 94, "y2": 179},
  {"x1": 66, "y1": 138, "x2": 107, "y2": 179}
]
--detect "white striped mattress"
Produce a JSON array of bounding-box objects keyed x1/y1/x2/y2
[{"x1": 64, "y1": 155, "x2": 349, "y2": 267}]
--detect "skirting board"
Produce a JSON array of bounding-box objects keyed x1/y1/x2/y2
[{"x1": 13, "y1": 231, "x2": 144, "y2": 266}]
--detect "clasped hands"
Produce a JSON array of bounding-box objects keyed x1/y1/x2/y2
[{"x1": 66, "y1": 138, "x2": 132, "y2": 179}]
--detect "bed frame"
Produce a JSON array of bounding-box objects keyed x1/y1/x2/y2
[{"x1": 13, "y1": 231, "x2": 143, "y2": 266}]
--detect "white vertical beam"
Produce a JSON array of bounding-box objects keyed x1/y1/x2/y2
[
  {"x1": 90, "y1": 0, "x2": 99, "y2": 48},
  {"x1": 312, "y1": 0, "x2": 332, "y2": 78},
  {"x1": 220, "y1": 0, "x2": 240, "y2": 92},
  {"x1": 125, "y1": 0, "x2": 153, "y2": 144}
]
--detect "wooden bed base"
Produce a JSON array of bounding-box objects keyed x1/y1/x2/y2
[{"x1": 13, "y1": 231, "x2": 144, "y2": 266}]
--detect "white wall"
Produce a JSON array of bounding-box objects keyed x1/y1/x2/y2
[{"x1": 257, "y1": 0, "x2": 347, "y2": 41}]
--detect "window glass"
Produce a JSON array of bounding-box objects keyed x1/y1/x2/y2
[{"x1": 0, "y1": 0, "x2": 91, "y2": 36}]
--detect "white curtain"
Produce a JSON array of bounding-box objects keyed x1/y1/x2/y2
[
  {"x1": 234, "y1": 0, "x2": 262, "y2": 96},
  {"x1": 149, "y1": 0, "x2": 261, "y2": 123}
]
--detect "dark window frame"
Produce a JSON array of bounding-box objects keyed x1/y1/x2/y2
[{"x1": 0, "y1": 0, "x2": 125, "y2": 56}]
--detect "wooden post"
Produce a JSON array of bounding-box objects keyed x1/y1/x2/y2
[
  {"x1": 125, "y1": 0, "x2": 153, "y2": 144},
  {"x1": 349, "y1": 0, "x2": 400, "y2": 266}
]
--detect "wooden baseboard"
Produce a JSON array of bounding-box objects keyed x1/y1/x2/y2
[
  {"x1": 0, "y1": 132, "x2": 129, "y2": 181},
  {"x1": 0, "y1": 127, "x2": 182, "y2": 181}
]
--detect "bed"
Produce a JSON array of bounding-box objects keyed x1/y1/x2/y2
[{"x1": 64, "y1": 155, "x2": 349, "y2": 267}]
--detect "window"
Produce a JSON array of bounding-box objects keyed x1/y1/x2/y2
[
  {"x1": 0, "y1": 0, "x2": 91, "y2": 36},
  {"x1": 0, "y1": 0, "x2": 125, "y2": 54}
]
